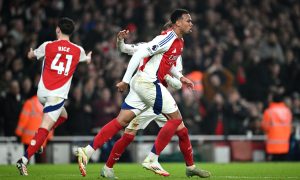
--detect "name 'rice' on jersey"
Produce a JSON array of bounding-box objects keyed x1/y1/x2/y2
[
  {"x1": 138, "y1": 30, "x2": 184, "y2": 83},
  {"x1": 34, "y1": 39, "x2": 88, "y2": 99}
]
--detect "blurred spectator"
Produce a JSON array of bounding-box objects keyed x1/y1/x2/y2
[
  {"x1": 268, "y1": 63, "x2": 285, "y2": 98},
  {"x1": 8, "y1": 18, "x2": 25, "y2": 46},
  {"x1": 223, "y1": 89, "x2": 251, "y2": 134},
  {"x1": 227, "y1": 49, "x2": 247, "y2": 92},
  {"x1": 292, "y1": 93, "x2": 300, "y2": 123},
  {"x1": 64, "y1": 86, "x2": 92, "y2": 135},
  {"x1": 11, "y1": 58, "x2": 24, "y2": 81},
  {"x1": 201, "y1": 93, "x2": 225, "y2": 135},
  {"x1": 259, "y1": 32, "x2": 285, "y2": 64},
  {"x1": 244, "y1": 58, "x2": 275, "y2": 104},
  {"x1": 20, "y1": 76, "x2": 34, "y2": 100},
  {"x1": 81, "y1": 78, "x2": 97, "y2": 118},
  {"x1": 203, "y1": 54, "x2": 234, "y2": 103},
  {"x1": 247, "y1": 102, "x2": 264, "y2": 135},
  {"x1": 91, "y1": 87, "x2": 118, "y2": 129},
  {"x1": 281, "y1": 49, "x2": 300, "y2": 96},
  {"x1": 0, "y1": 80, "x2": 23, "y2": 136},
  {"x1": 179, "y1": 91, "x2": 201, "y2": 134},
  {"x1": 0, "y1": 70, "x2": 13, "y2": 97}
]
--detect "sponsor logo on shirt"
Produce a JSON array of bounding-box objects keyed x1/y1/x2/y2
[{"x1": 152, "y1": 45, "x2": 158, "y2": 51}]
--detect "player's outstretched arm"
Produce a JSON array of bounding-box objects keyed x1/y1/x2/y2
[
  {"x1": 116, "y1": 30, "x2": 141, "y2": 55},
  {"x1": 27, "y1": 48, "x2": 36, "y2": 59},
  {"x1": 117, "y1": 30, "x2": 129, "y2": 41}
]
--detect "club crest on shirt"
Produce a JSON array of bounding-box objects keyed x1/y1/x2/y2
[
  {"x1": 169, "y1": 55, "x2": 179, "y2": 61},
  {"x1": 30, "y1": 139, "x2": 36, "y2": 146}
]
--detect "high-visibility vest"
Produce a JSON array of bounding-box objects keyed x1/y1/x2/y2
[
  {"x1": 15, "y1": 95, "x2": 53, "y2": 146},
  {"x1": 261, "y1": 102, "x2": 292, "y2": 154}
]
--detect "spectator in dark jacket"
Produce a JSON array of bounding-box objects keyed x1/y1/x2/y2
[{"x1": 1, "y1": 80, "x2": 23, "y2": 136}]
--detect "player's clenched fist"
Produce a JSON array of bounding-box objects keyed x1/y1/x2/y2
[
  {"x1": 116, "y1": 81, "x2": 128, "y2": 92},
  {"x1": 117, "y1": 30, "x2": 129, "y2": 41}
]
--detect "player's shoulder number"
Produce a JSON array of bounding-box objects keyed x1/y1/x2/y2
[{"x1": 51, "y1": 53, "x2": 73, "y2": 76}]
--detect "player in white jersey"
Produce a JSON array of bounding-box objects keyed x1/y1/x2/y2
[
  {"x1": 16, "y1": 17, "x2": 92, "y2": 176},
  {"x1": 98, "y1": 28, "x2": 210, "y2": 179},
  {"x1": 76, "y1": 9, "x2": 210, "y2": 178},
  {"x1": 117, "y1": 29, "x2": 182, "y2": 129}
]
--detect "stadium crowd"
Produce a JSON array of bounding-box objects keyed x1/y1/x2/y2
[{"x1": 0, "y1": 0, "x2": 300, "y2": 142}]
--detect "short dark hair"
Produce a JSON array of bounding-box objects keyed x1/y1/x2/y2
[
  {"x1": 58, "y1": 17, "x2": 75, "y2": 35},
  {"x1": 170, "y1": 9, "x2": 189, "y2": 24}
]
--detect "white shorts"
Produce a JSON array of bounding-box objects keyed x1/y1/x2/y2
[
  {"x1": 126, "y1": 108, "x2": 167, "y2": 130},
  {"x1": 38, "y1": 96, "x2": 65, "y2": 121},
  {"x1": 122, "y1": 74, "x2": 178, "y2": 116}
]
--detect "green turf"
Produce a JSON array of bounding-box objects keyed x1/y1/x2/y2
[{"x1": 0, "y1": 162, "x2": 300, "y2": 180}]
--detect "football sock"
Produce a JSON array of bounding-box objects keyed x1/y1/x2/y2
[
  {"x1": 106, "y1": 133, "x2": 135, "y2": 168},
  {"x1": 89, "y1": 118, "x2": 123, "y2": 150},
  {"x1": 176, "y1": 127, "x2": 194, "y2": 166},
  {"x1": 104, "y1": 164, "x2": 112, "y2": 170},
  {"x1": 186, "y1": 165, "x2": 196, "y2": 170},
  {"x1": 146, "y1": 151, "x2": 158, "y2": 162},
  {"x1": 84, "y1": 145, "x2": 95, "y2": 159},
  {"x1": 51, "y1": 116, "x2": 67, "y2": 130},
  {"x1": 24, "y1": 128, "x2": 49, "y2": 161},
  {"x1": 151, "y1": 119, "x2": 182, "y2": 155},
  {"x1": 21, "y1": 156, "x2": 28, "y2": 165}
]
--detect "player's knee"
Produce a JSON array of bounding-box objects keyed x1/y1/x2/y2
[
  {"x1": 176, "y1": 122, "x2": 185, "y2": 131},
  {"x1": 61, "y1": 107, "x2": 68, "y2": 119},
  {"x1": 61, "y1": 113, "x2": 68, "y2": 120},
  {"x1": 116, "y1": 117, "x2": 128, "y2": 127},
  {"x1": 41, "y1": 114, "x2": 56, "y2": 130},
  {"x1": 169, "y1": 118, "x2": 182, "y2": 126},
  {"x1": 116, "y1": 110, "x2": 136, "y2": 127},
  {"x1": 165, "y1": 110, "x2": 182, "y2": 120}
]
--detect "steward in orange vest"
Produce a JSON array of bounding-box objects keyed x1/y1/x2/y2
[
  {"x1": 261, "y1": 95, "x2": 292, "y2": 161},
  {"x1": 15, "y1": 95, "x2": 53, "y2": 148}
]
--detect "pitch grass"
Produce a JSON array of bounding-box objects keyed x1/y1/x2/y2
[{"x1": 1, "y1": 162, "x2": 300, "y2": 180}]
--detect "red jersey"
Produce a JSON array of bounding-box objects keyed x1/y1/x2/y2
[
  {"x1": 122, "y1": 30, "x2": 184, "y2": 85},
  {"x1": 34, "y1": 39, "x2": 88, "y2": 99}
]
